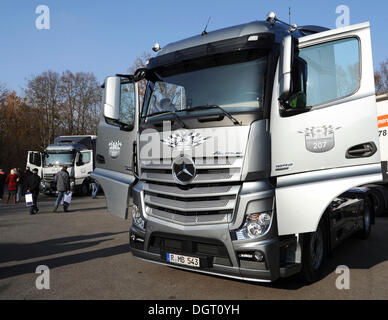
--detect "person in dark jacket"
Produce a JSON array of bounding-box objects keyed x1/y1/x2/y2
[
  {"x1": 25, "y1": 168, "x2": 41, "y2": 215},
  {"x1": 21, "y1": 167, "x2": 32, "y2": 198},
  {"x1": 0, "y1": 169, "x2": 5, "y2": 201},
  {"x1": 53, "y1": 165, "x2": 71, "y2": 212}
]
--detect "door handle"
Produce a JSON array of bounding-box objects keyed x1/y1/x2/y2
[{"x1": 346, "y1": 142, "x2": 377, "y2": 159}]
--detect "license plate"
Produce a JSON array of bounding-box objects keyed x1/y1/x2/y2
[{"x1": 166, "y1": 253, "x2": 200, "y2": 268}]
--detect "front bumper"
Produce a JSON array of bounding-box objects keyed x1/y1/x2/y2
[
  {"x1": 41, "y1": 179, "x2": 76, "y2": 193},
  {"x1": 129, "y1": 180, "x2": 301, "y2": 282},
  {"x1": 41, "y1": 180, "x2": 56, "y2": 193},
  {"x1": 129, "y1": 221, "x2": 300, "y2": 282}
]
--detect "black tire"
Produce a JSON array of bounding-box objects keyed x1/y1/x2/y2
[
  {"x1": 356, "y1": 200, "x2": 372, "y2": 240},
  {"x1": 81, "y1": 181, "x2": 89, "y2": 196},
  {"x1": 301, "y1": 222, "x2": 326, "y2": 284},
  {"x1": 368, "y1": 188, "x2": 385, "y2": 217}
]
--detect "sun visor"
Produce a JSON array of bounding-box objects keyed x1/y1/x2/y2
[{"x1": 148, "y1": 33, "x2": 275, "y2": 70}]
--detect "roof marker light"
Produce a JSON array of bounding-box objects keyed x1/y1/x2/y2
[{"x1": 152, "y1": 42, "x2": 162, "y2": 52}]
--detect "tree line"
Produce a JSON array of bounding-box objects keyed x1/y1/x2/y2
[
  {"x1": 0, "y1": 70, "x2": 102, "y2": 172},
  {"x1": 0, "y1": 54, "x2": 387, "y2": 173}
]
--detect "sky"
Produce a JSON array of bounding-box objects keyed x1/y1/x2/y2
[{"x1": 0, "y1": 0, "x2": 387, "y2": 95}]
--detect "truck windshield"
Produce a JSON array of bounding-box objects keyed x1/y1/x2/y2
[
  {"x1": 44, "y1": 152, "x2": 75, "y2": 167},
  {"x1": 143, "y1": 50, "x2": 267, "y2": 117}
]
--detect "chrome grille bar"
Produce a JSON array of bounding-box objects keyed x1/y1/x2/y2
[{"x1": 140, "y1": 156, "x2": 243, "y2": 223}]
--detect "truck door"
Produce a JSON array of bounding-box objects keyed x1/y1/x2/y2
[
  {"x1": 27, "y1": 151, "x2": 43, "y2": 178},
  {"x1": 270, "y1": 22, "x2": 382, "y2": 235},
  {"x1": 75, "y1": 150, "x2": 94, "y2": 192},
  {"x1": 92, "y1": 76, "x2": 139, "y2": 219}
]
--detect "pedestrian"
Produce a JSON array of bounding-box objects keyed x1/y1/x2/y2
[
  {"x1": 5, "y1": 169, "x2": 19, "y2": 204},
  {"x1": 22, "y1": 167, "x2": 32, "y2": 196},
  {"x1": 25, "y1": 168, "x2": 41, "y2": 215},
  {"x1": 91, "y1": 179, "x2": 100, "y2": 199},
  {"x1": 53, "y1": 165, "x2": 71, "y2": 213},
  {"x1": 0, "y1": 169, "x2": 5, "y2": 201},
  {"x1": 16, "y1": 168, "x2": 23, "y2": 203}
]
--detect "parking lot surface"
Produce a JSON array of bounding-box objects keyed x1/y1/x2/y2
[{"x1": 0, "y1": 194, "x2": 387, "y2": 300}]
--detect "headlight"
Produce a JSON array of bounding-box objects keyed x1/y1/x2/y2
[
  {"x1": 236, "y1": 212, "x2": 272, "y2": 240},
  {"x1": 131, "y1": 205, "x2": 145, "y2": 230}
]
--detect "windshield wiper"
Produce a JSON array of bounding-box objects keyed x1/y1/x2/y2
[
  {"x1": 145, "y1": 110, "x2": 187, "y2": 128},
  {"x1": 144, "y1": 104, "x2": 241, "y2": 127},
  {"x1": 187, "y1": 105, "x2": 241, "y2": 126}
]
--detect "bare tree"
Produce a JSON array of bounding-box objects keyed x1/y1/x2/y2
[
  {"x1": 128, "y1": 51, "x2": 153, "y2": 105},
  {"x1": 59, "y1": 70, "x2": 77, "y2": 135},
  {"x1": 73, "y1": 72, "x2": 102, "y2": 135},
  {"x1": 59, "y1": 71, "x2": 102, "y2": 135},
  {"x1": 24, "y1": 71, "x2": 62, "y2": 148},
  {"x1": 0, "y1": 70, "x2": 102, "y2": 172},
  {"x1": 25, "y1": 70, "x2": 102, "y2": 142},
  {"x1": 375, "y1": 58, "x2": 388, "y2": 95}
]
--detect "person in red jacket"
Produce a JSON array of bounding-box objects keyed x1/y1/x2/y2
[{"x1": 5, "y1": 169, "x2": 19, "y2": 204}]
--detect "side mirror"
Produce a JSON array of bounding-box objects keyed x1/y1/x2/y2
[
  {"x1": 75, "y1": 152, "x2": 82, "y2": 166},
  {"x1": 279, "y1": 35, "x2": 293, "y2": 100},
  {"x1": 103, "y1": 76, "x2": 121, "y2": 121},
  {"x1": 120, "y1": 123, "x2": 135, "y2": 132}
]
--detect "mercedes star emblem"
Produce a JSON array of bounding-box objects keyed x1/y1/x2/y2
[{"x1": 172, "y1": 155, "x2": 196, "y2": 185}]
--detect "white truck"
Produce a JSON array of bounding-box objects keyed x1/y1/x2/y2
[
  {"x1": 27, "y1": 135, "x2": 96, "y2": 195},
  {"x1": 92, "y1": 12, "x2": 384, "y2": 283},
  {"x1": 364, "y1": 94, "x2": 388, "y2": 216}
]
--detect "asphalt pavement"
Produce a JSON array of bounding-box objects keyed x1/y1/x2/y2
[{"x1": 0, "y1": 194, "x2": 387, "y2": 300}]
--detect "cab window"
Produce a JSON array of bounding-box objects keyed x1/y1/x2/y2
[
  {"x1": 119, "y1": 82, "x2": 135, "y2": 126},
  {"x1": 286, "y1": 37, "x2": 360, "y2": 110},
  {"x1": 82, "y1": 151, "x2": 91, "y2": 164}
]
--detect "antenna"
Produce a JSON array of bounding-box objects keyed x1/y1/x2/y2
[
  {"x1": 266, "y1": 11, "x2": 297, "y2": 32},
  {"x1": 289, "y1": 6, "x2": 291, "y2": 24},
  {"x1": 202, "y1": 17, "x2": 211, "y2": 36}
]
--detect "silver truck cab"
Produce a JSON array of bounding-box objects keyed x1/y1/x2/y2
[{"x1": 93, "y1": 13, "x2": 381, "y2": 283}]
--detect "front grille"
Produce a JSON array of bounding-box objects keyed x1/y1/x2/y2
[
  {"x1": 141, "y1": 156, "x2": 243, "y2": 224},
  {"x1": 43, "y1": 174, "x2": 55, "y2": 182}
]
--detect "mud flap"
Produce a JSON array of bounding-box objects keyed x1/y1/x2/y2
[{"x1": 91, "y1": 168, "x2": 135, "y2": 219}]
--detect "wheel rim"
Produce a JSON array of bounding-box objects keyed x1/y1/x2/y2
[{"x1": 310, "y1": 227, "x2": 324, "y2": 270}]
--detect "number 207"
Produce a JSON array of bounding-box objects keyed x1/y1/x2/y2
[{"x1": 313, "y1": 141, "x2": 327, "y2": 149}]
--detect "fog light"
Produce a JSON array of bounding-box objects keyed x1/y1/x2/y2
[
  {"x1": 254, "y1": 251, "x2": 264, "y2": 262},
  {"x1": 131, "y1": 205, "x2": 145, "y2": 230}
]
